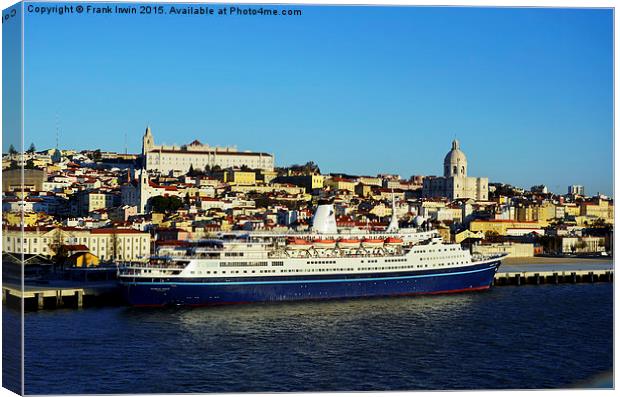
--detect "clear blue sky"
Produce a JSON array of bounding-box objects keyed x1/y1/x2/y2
[{"x1": 17, "y1": 4, "x2": 614, "y2": 196}]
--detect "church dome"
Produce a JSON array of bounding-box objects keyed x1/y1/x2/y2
[{"x1": 443, "y1": 139, "x2": 467, "y2": 177}]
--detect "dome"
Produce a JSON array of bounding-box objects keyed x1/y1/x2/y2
[{"x1": 443, "y1": 139, "x2": 467, "y2": 177}]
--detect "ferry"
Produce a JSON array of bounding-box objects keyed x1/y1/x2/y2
[{"x1": 118, "y1": 201, "x2": 505, "y2": 306}]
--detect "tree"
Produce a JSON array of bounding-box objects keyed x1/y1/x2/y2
[
  {"x1": 8, "y1": 144, "x2": 17, "y2": 155},
  {"x1": 27, "y1": 143, "x2": 36, "y2": 154},
  {"x1": 149, "y1": 195, "x2": 183, "y2": 213},
  {"x1": 188, "y1": 164, "x2": 195, "y2": 176}
]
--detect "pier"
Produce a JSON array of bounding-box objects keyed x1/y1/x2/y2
[
  {"x1": 2, "y1": 267, "x2": 613, "y2": 311},
  {"x1": 493, "y1": 269, "x2": 613, "y2": 286},
  {"x1": 2, "y1": 281, "x2": 122, "y2": 310}
]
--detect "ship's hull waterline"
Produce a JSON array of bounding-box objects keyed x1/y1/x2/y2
[{"x1": 121, "y1": 260, "x2": 501, "y2": 307}]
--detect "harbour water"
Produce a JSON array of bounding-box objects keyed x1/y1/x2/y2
[{"x1": 6, "y1": 282, "x2": 613, "y2": 394}]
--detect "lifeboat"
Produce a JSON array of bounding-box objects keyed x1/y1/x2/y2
[
  {"x1": 384, "y1": 237, "x2": 404, "y2": 246},
  {"x1": 313, "y1": 239, "x2": 337, "y2": 249},
  {"x1": 338, "y1": 238, "x2": 360, "y2": 249},
  {"x1": 361, "y1": 238, "x2": 385, "y2": 248},
  {"x1": 287, "y1": 238, "x2": 313, "y2": 250}
]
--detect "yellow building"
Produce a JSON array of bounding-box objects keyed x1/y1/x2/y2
[
  {"x1": 69, "y1": 252, "x2": 100, "y2": 267},
  {"x1": 218, "y1": 170, "x2": 256, "y2": 185},
  {"x1": 516, "y1": 204, "x2": 553, "y2": 225},
  {"x1": 355, "y1": 184, "x2": 373, "y2": 198},
  {"x1": 277, "y1": 174, "x2": 325, "y2": 192},
  {"x1": 455, "y1": 229, "x2": 485, "y2": 244},
  {"x1": 256, "y1": 170, "x2": 278, "y2": 184},
  {"x1": 580, "y1": 199, "x2": 614, "y2": 223},
  {"x1": 4, "y1": 212, "x2": 39, "y2": 227},
  {"x1": 325, "y1": 177, "x2": 356, "y2": 192},
  {"x1": 470, "y1": 219, "x2": 544, "y2": 236},
  {"x1": 229, "y1": 183, "x2": 307, "y2": 196},
  {"x1": 370, "y1": 203, "x2": 390, "y2": 218},
  {"x1": 563, "y1": 203, "x2": 581, "y2": 217}
]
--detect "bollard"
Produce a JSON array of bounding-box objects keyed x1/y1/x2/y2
[
  {"x1": 571, "y1": 272, "x2": 577, "y2": 284},
  {"x1": 75, "y1": 291, "x2": 83, "y2": 309},
  {"x1": 55, "y1": 290, "x2": 63, "y2": 307},
  {"x1": 535, "y1": 273, "x2": 540, "y2": 285},
  {"x1": 36, "y1": 293, "x2": 44, "y2": 310},
  {"x1": 515, "y1": 274, "x2": 521, "y2": 286},
  {"x1": 589, "y1": 272, "x2": 594, "y2": 283},
  {"x1": 553, "y1": 273, "x2": 559, "y2": 284}
]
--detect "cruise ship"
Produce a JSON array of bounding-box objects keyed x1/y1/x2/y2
[{"x1": 118, "y1": 201, "x2": 505, "y2": 306}]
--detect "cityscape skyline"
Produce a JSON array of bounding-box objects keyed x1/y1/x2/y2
[{"x1": 11, "y1": 4, "x2": 614, "y2": 195}]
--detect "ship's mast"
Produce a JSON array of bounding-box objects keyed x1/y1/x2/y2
[{"x1": 386, "y1": 190, "x2": 399, "y2": 233}]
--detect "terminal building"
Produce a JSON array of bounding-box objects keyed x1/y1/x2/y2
[
  {"x1": 142, "y1": 127, "x2": 275, "y2": 175},
  {"x1": 423, "y1": 139, "x2": 488, "y2": 201}
]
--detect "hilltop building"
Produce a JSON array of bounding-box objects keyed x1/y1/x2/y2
[
  {"x1": 142, "y1": 126, "x2": 274, "y2": 175},
  {"x1": 422, "y1": 140, "x2": 488, "y2": 201},
  {"x1": 568, "y1": 185, "x2": 585, "y2": 196}
]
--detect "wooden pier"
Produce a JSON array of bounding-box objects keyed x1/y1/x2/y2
[
  {"x1": 493, "y1": 269, "x2": 613, "y2": 286},
  {"x1": 2, "y1": 281, "x2": 122, "y2": 310}
]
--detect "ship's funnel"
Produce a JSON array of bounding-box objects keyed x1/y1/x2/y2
[{"x1": 311, "y1": 204, "x2": 338, "y2": 234}]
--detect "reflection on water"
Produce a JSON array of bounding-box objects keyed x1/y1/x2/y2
[
  {"x1": 23, "y1": 284, "x2": 612, "y2": 394},
  {"x1": 171, "y1": 292, "x2": 478, "y2": 335}
]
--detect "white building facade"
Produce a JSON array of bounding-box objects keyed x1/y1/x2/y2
[
  {"x1": 423, "y1": 140, "x2": 488, "y2": 201},
  {"x1": 142, "y1": 127, "x2": 274, "y2": 174}
]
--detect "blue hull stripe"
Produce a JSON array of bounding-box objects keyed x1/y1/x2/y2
[{"x1": 123, "y1": 265, "x2": 497, "y2": 286}]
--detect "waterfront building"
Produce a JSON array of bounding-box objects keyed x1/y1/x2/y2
[
  {"x1": 472, "y1": 242, "x2": 535, "y2": 258},
  {"x1": 422, "y1": 140, "x2": 488, "y2": 201},
  {"x1": 469, "y1": 219, "x2": 546, "y2": 236},
  {"x1": 2, "y1": 226, "x2": 151, "y2": 262},
  {"x1": 142, "y1": 127, "x2": 274, "y2": 174}
]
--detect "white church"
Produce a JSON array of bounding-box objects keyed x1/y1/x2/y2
[{"x1": 422, "y1": 139, "x2": 488, "y2": 201}]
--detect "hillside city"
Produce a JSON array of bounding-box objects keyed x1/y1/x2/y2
[{"x1": 2, "y1": 128, "x2": 614, "y2": 271}]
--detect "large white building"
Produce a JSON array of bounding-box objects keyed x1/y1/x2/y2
[
  {"x1": 423, "y1": 140, "x2": 488, "y2": 201},
  {"x1": 142, "y1": 127, "x2": 274, "y2": 174},
  {"x1": 3, "y1": 227, "x2": 150, "y2": 262}
]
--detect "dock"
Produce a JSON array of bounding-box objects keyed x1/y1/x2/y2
[
  {"x1": 493, "y1": 269, "x2": 613, "y2": 286},
  {"x1": 2, "y1": 281, "x2": 122, "y2": 310}
]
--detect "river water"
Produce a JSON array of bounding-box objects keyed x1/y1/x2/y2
[{"x1": 3, "y1": 282, "x2": 613, "y2": 394}]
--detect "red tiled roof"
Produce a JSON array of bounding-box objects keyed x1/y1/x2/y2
[
  {"x1": 61, "y1": 244, "x2": 89, "y2": 251},
  {"x1": 147, "y1": 149, "x2": 272, "y2": 157},
  {"x1": 90, "y1": 228, "x2": 145, "y2": 234}
]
